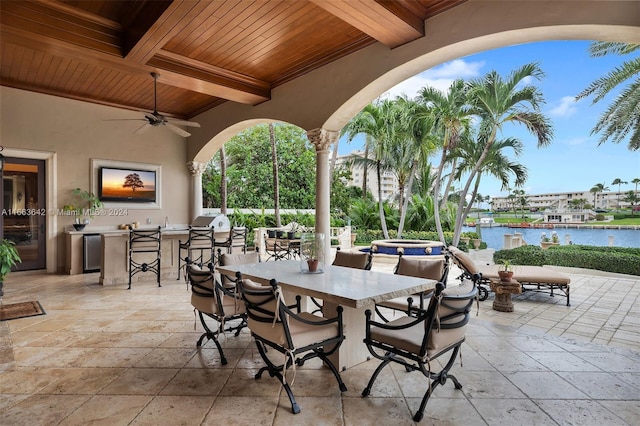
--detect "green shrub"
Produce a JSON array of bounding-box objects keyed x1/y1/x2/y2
[{"x1": 494, "y1": 245, "x2": 640, "y2": 276}]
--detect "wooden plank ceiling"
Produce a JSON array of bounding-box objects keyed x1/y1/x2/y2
[{"x1": 0, "y1": 0, "x2": 468, "y2": 120}]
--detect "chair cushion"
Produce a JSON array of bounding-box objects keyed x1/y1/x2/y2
[
  {"x1": 220, "y1": 252, "x2": 260, "y2": 266},
  {"x1": 249, "y1": 312, "x2": 339, "y2": 349},
  {"x1": 371, "y1": 315, "x2": 464, "y2": 360},
  {"x1": 370, "y1": 316, "x2": 424, "y2": 355},
  {"x1": 191, "y1": 292, "x2": 245, "y2": 316},
  {"x1": 396, "y1": 257, "x2": 444, "y2": 280},
  {"x1": 332, "y1": 251, "x2": 370, "y2": 269}
]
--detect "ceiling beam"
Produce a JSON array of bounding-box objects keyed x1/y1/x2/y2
[
  {"x1": 148, "y1": 50, "x2": 270, "y2": 104},
  {"x1": 310, "y1": 0, "x2": 424, "y2": 48},
  {"x1": 124, "y1": 1, "x2": 207, "y2": 64}
]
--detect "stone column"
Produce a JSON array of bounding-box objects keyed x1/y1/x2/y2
[
  {"x1": 187, "y1": 161, "x2": 207, "y2": 222},
  {"x1": 307, "y1": 128, "x2": 337, "y2": 258}
]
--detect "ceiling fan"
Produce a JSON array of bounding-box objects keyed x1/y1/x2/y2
[{"x1": 115, "y1": 72, "x2": 200, "y2": 137}]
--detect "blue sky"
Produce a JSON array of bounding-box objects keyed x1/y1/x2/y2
[{"x1": 338, "y1": 40, "x2": 640, "y2": 202}]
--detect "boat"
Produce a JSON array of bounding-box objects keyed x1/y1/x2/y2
[{"x1": 479, "y1": 218, "x2": 496, "y2": 227}]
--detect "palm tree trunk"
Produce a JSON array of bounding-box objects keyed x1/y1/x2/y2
[
  {"x1": 461, "y1": 175, "x2": 482, "y2": 226},
  {"x1": 432, "y1": 149, "x2": 448, "y2": 244},
  {"x1": 397, "y1": 160, "x2": 417, "y2": 238},
  {"x1": 269, "y1": 123, "x2": 281, "y2": 227},
  {"x1": 220, "y1": 145, "x2": 227, "y2": 214},
  {"x1": 362, "y1": 138, "x2": 370, "y2": 198},
  {"x1": 439, "y1": 158, "x2": 458, "y2": 210},
  {"x1": 376, "y1": 161, "x2": 389, "y2": 239},
  {"x1": 452, "y1": 129, "x2": 497, "y2": 244}
]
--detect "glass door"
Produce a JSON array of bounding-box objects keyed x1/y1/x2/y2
[{"x1": 1, "y1": 158, "x2": 46, "y2": 271}]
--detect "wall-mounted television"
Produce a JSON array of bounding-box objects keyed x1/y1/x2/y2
[{"x1": 98, "y1": 167, "x2": 157, "y2": 202}]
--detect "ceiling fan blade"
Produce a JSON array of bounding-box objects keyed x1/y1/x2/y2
[
  {"x1": 166, "y1": 123, "x2": 191, "y2": 137},
  {"x1": 167, "y1": 118, "x2": 201, "y2": 128},
  {"x1": 135, "y1": 123, "x2": 152, "y2": 135},
  {"x1": 103, "y1": 118, "x2": 147, "y2": 122}
]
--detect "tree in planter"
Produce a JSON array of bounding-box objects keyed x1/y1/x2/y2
[{"x1": 0, "y1": 239, "x2": 22, "y2": 297}]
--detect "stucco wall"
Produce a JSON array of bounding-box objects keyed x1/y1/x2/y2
[{"x1": 0, "y1": 87, "x2": 190, "y2": 272}]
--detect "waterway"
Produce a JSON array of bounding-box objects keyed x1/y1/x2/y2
[{"x1": 475, "y1": 226, "x2": 640, "y2": 250}]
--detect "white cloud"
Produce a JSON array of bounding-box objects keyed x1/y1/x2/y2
[
  {"x1": 548, "y1": 96, "x2": 578, "y2": 117},
  {"x1": 381, "y1": 59, "x2": 485, "y2": 99}
]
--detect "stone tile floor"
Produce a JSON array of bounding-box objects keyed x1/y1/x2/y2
[{"x1": 0, "y1": 251, "x2": 638, "y2": 425}]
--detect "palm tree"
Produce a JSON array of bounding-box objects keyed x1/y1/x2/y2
[
  {"x1": 416, "y1": 79, "x2": 470, "y2": 243},
  {"x1": 393, "y1": 96, "x2": 438, "y2": 237},
  {"x1": 611, "y1": 178, "x2": 628, "y2": 211},
  {"x1": 575, "y1": 42, "x2": 640, "y2": 151},
  {"x1": 451, "y1": 63, "x2": 553, "y2": 243},
  {"x1": 624, "y1": 191, "x2": 640, "y2": 214},
  {"x1": 632, "y1": 177, "x2": 640, "y2": 195},
  {"x1": 451, "y1": 133, "x2": 528, "y2": 224},
  {"x1": 341, "y1": 100, "x2": 402, "y2": 239},
  {"x1": 591, "y1": 182, "x2": 610, "y2": 209}
]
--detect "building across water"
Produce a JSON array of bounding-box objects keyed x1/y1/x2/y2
[{"x1": 492, "y1": 190, "x2": 640, "y2": 212}]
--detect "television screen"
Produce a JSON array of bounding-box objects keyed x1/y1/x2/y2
[{"x1": 98, "y1": 167, "x2": 156, "y2": 202}]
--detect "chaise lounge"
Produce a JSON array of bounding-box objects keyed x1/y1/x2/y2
[{"x1": 447, "y1": 246, "x2": 571, "y2": 306}]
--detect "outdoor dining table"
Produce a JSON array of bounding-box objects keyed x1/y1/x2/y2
[{"x1": 217, "y1": 259, "x2": 437, "y2": 370}]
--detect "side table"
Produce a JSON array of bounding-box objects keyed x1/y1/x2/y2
[{"x1": 489, "y1": 278, "x2": 522, "y2": 312}]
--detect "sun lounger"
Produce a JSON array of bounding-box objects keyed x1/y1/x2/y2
[{"x1": 447, "y1": 246, "x2": 571, "y2": 306}]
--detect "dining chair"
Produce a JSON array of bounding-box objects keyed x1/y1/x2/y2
[
  {"x1": 128, "y1": 227, "x2": 161, "y2": 289},
  {"x1": 177, "y1": 226, "x2": 215, "y2": 283},
  {"x1": 375, "y1": 254, "x2": 449, "y2": 321},
  {"x1": 237, "y1": 273, "x2": 347, "y2": 414},
  {"x1": 188, "y1": 264, "x2": 246, "y2": 365},
  {"x1": 363, "y1": 277, "x2": 478, "y2": 422},
  {"x1": 264, "y1": 236, "x2": 291, "y2": 261}
]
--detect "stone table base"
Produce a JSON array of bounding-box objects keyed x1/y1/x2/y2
[{"x1": 489, "y1": 279, "x2": 522, "y2": 312}]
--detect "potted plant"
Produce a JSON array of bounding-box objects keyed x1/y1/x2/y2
[
  {"x1": 0, "y1": 239, "x2": 22, "y2": 297},
  {"x1": 64, "y1": 188, "x2": 103, "y2": 230},
  {"x1": 300, "y1": 233, "x2": 325, "y2": 273},
  {"x1": 540, "y1": 232, "x2": 559, "y2": 250},
  {"x1": 497, "y1": 259, "x2": 514, "y2": 282}
]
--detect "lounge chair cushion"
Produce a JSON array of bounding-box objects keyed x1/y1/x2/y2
[{"x1": 476, "y1": 264, "x2": 570, "y2": 286}]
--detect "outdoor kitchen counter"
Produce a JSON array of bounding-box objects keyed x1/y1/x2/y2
[{"x1": 65, "y1": 227, "x2": 228, "y2": 285}]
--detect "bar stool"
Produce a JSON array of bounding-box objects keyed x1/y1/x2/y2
[
  {"x1": 214, "y1": 226, "x2": 248, "y2": 257},
  {"x1": 128, "y1": 227, "x2": 162, "y2": 289},
  {"x1": 177, "y1": 226, "x2": 215, "y2": 282}
]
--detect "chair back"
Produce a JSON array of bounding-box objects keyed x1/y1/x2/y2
[
  {"x1": 186, "y1": 226, "x2": 215, "y2": 249},
  {"x1": 189, "y1": 265, "x2": 244, "y2": 316},
  {"x1": 332, "y1": 248, "x2": 372, "y2": 270},
  {"x1": 219, "y1": 252, "x2": 260, "y2": 287},
  {"x1": 394, "y1": 255, "x2": 448, "y2": 283},
  {"x1": 424, "y1": 278, "x2": 477, "y2": 354},
  {"x1": 446, "y1": 246, "x2": 479, "y2": 276},
  {"x1": 238, "y1": 276, "x2": 293, "y2": 348},
  {"x1": 129, "y1": 227, "x2": 161, "y2": 251},
  {"x1": 230, "y1": 227, "x2": 247, "y2": 244}
]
